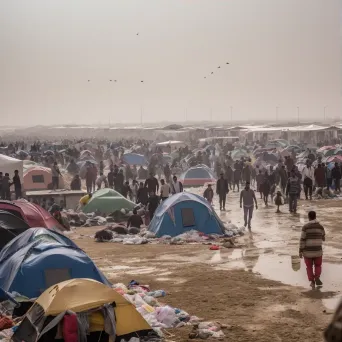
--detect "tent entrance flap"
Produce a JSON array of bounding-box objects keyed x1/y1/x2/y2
[
  {"x1": 181, "y1": 208, "x2": 196, "y2": 227},
  {"x1": 44, "y1": 269, "x2": 71, "y2": 288}
]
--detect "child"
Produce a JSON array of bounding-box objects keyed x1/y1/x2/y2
[
  {"x1": 274, "y1": 190, "x2": 283, "y2": 213},
  {"x1": 203, "y1": 184, "x2": 214, "y2": 205}
]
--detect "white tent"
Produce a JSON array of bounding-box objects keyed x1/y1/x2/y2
[{"x1": 0, "y1": 154, "x2": 23, "y2": 182}]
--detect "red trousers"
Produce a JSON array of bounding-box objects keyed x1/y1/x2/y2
[{"x1": 304, "y1": 256, "x2": 322, "y2": 281}]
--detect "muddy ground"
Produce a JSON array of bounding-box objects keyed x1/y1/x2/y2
[{"x1": 70, "y1": 190, "x2": 342, "y2": 342}]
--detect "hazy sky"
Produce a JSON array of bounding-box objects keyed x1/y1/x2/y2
[{"x1": 0, "y1": 0, "x2": 340, "y2": 126}]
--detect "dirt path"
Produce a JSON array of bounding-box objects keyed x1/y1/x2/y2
[{"x1": 70, "y1": 191, "x2": 342, "y2": 341}]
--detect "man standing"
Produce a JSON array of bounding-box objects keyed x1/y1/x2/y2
[
  {"x1": 286, "y1": 169, "x2": 300, "y2": 213},
  {"x1": 299, "y1": 211, "x2": 325, "y2": 288},
  {"x1": 314, "y1": 163, "x2": 325, "y2": 189},
  {"x1": 216, "y1": 173, "x2": 229, "y2": 211},
  {"x1": 160, "y1": 179, "x2": 171, "y2": 201},
  {"x1": 144, "y1": 173, "x2": 159, "y2": 194},
  {"x1": 240, "y1": 182, "x2": 258, "y2": 230},
  {"x1": 171, "y1": 176, "x2": 183, "y2": 194},
  {"x1": 107, "y1": 167, "x2": 115, "y2": 189},
  {"x1": 12, "y1": 170, "x2": 22, "y2": 199},
  {"x1": 51, "y1": 162, "x2": 61, "y2": 190},
  {"x1": 302, "y1": 160, "x2": 314, "y2": 200},
  {"x1": 332, "y1": 162, "x2": 341, "y2": 193}
]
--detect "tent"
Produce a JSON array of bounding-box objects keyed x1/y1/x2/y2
[
  {"x1": 0, "y1": 200, "x2": 66, "y2": 231},
  {"x1": 179, "y1": 165, "x2": 216, "y2": 186},
  {"x1": 13, "y1": 279, "x2": 153, "y2": 342},
  {"x1": 82, "y1": 188, "x2": 136, "y2": 215},
  {"x1": 0, "y1": 210, "x2": 30, "y2": 249},
  {"x1": 0, "y1": 154, "x2": 23, "y2": 181},
  {"x1": 0, "y1": 228, "x2": 110, "y2": 299},
  {"x1": 121, "y1": 152, "x2": 148, "y2": 166},
  {"x1": 149, "y1": 192, "x2": 225, "y2": 237},
  {"x1": 23, "y1": 166, "x2": 65, "y2": 191}
]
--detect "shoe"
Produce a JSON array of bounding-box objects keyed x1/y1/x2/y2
[
  {"x1": 244, "y1": 222, "x2": 247, "y2": 227},
  {"x1": 315, "y1": 278, "x2": 323, "y2": 286},
  {"x1": 248, "y1": 225, "x2": 251, "y2": 230},
  {"x1": 223, "y1": 207, "x2": 226, "y2": 211},
  {"x1": 310, "y1": 281, "x2": 315, "y2": 288},
  {"x1": 293, "y1": 210, "x2": 297, "y2": 214}
]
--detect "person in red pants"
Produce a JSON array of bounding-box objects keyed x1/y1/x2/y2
[{"x1": 299, "y1": 211, "x2": 326, "y2": 288}]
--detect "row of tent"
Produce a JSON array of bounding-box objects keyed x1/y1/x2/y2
[{"x1": 0, "y1": 228, "x2": 154, "y2": 341}]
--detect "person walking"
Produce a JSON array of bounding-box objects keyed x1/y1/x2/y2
[
  {"x1": 216, "y1": 173, "x2": 229, "y2": 211},
  {"x1": 299, "y1": 211, "x2": 325, "y2": 288},
  {"x1": 286, "y1": 169, "x2": 300, "y2": 213},
  {"x1": 240, "y1": 182, "x2": 258, "y2": 230},
  {"x1": 302, "y1": 160, "x2": 314, "y2": 200},
  {"x1": 279, "y1": 165, "x2": 288, "y2": 194}
]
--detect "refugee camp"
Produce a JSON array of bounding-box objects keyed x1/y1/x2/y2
[{"x1": 0, "y1": 1, "x2": 341, "y2": 342}]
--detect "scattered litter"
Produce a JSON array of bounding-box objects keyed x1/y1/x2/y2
[{"x1": 113, "y1": 281, "x2": 224, "y2": 339}]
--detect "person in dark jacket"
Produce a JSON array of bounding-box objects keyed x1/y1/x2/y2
[
  {"x1": 331, "y1": 162, "x2": 341, "y2": 193},
  {"x1": 107, "y1": 167, "x2": 115, "y2": 189},
  {"x1": 286, "y1": 169, "x2": 300, "y2": 213},
  {"x1": 216, "y1": 173, "x2": 229, "y2": 211},
  {"x1": 233, "y1": 167, "x2": 241, "y2": 192},
  {"x1": 11, "y1": 170, "x2": 22, "y2": 199},
  {"x1": 203, "y1": 184, "x2": 214, "y2": 204},
  {"x1": 147, "y1": 191, "x2": 160, "y2": 220},
  {"x1": 136, "y1": 182, "x2": 149, "y2": 205},
  {"x1": 70, "y1": 174, "x2": 81, "y2": 190},
  {"x1": 115, "y1": 169, "x2": 124, "y2": 194},
  {"x1": 144, "y1": 173, "x2": 159, "y2": 194},
  {"x1": 314, "y1": 164, "x2": 325, "y2": 189}
]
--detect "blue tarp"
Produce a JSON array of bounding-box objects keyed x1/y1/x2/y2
[
  {"x1": 0, "y1": 228, "x2": 109, "y2": 299},
  {"x1": 122, "y1": 153, "x2": 148, "y2": 166},
  {"x1": 148, "y1": 192, "x2": 225, "y2": 237}
]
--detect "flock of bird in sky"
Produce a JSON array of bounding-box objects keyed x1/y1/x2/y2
[{"x1": 86, "y1": 32, "x2": 229, "y2": 83}]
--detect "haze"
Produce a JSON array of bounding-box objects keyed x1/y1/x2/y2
[{"x1": 0, "y1": 0, "x2": 340, "y2": 126}]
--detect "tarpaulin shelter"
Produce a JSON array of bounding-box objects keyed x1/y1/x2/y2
[
  {"x1": 0, "y1": 210, "x2": 30, "y2": 249},
  {"x1": 149, "y1": 192, "x2": 225, "y2": 237},
  {"x1": 23, "y1": 166, "x2": 65, "y2": 191},
  {"x1": 0, "y1": 200, "x2": 65, "y2": 231},
  {"x1": 12, "y1": 278, "x2": 153, "y2": 342},
  {"x1": 179, "y1": 165, "x2": 216, "y2": 186},
  {"x1": 82, "y1": 188, "x2": 136, "y2": 215},
  {"x1": 326, "y1": 155, "x2": 342, "y2": 164},
  {"x1": 0, "y1": 229, "x2": 110, "y2": 299},
  {"x1": 121, "y1": 153, "x2": 148, "y2": 166},
  {"x1": 0, "y1": 154, "x2": 23, "y2": 181}
]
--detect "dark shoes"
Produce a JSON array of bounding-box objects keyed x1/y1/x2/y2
[{"x1": 315, "y1": 278, "x2": 323, "y2": 286}]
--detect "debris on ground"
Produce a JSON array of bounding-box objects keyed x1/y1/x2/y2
[{"x1": 113, "y1": 281, "x2": 225, "y2": 339}]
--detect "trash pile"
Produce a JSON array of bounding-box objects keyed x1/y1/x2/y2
[
  {"x1": 114, "y1": 280, "x2": 226, "y2": 339},
  {"x1": 95, "y1": 222, "x2": 245, "y2": 246},
  {"x1": 63, "y1": 207, "x2": 145, "y2": 227}
]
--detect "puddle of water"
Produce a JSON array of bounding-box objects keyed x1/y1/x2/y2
[{"x1": 253, "y1": 254, "x2": 342, "y2": 292}]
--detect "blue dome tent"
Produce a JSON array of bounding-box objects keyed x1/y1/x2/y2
[
  {"x1": 148, "y1": 192, "x2": 225, "y2": 237},
  {"x1": 0, "y1": 228, "x2": 109, "y2": 299}
]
